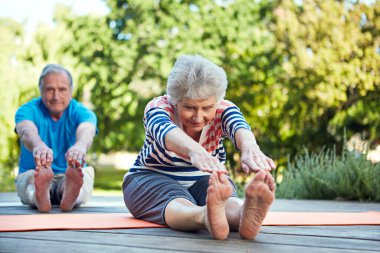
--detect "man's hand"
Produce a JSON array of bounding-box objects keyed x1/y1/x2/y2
[
  {"x1": 66, "y1": 122, "x2": 96, "y2": 168},
  {"x1": 189, "y1": 149, "x2": 228, "y2": 174},
  {"x1": 240, "y1": 144, "x2": 276, "y2": 174},
  {"x1": 33, "y1": 144, "x2": 53, "y2": 167},
  {"x1": 65, "y1": 142, "x2": 87, "y2": 168}
]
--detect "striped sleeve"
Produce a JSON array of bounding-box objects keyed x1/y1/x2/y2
[
  {"x1": 144, "y1": 103, "x2": 178, "y2": 150},
  {"x1": 221, "y1": 105, "x2": 251, "y2": 148}
]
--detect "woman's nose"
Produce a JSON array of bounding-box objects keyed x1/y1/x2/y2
[{"x1": 192, "y1": 110, "x2": 202, "y2": 122}]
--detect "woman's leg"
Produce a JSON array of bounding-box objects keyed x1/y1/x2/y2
[
  {"x1": 225, "y1": 197, "x2": 243, "y2": 231},
  {"x1": 220, "y1": 170, "x2": 276, "y2": 239},
  {"x1": 165, "y1": 172, "x2": 232, "y2": 240},
  {"x1": 164, "y1": 198, "x2": 205, "y2": 231},
  {"x1": 237, "y1": 170, "x2": 276, "y2": 239},
  {"x1": 123, "y1": 171, "x2": 197, "y2": 225},
  {"x1": 187, "y1": 171, "x2": 241, "y2": 235}
]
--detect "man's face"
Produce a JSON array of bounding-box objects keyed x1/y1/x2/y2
[{"x1": 41, "y1": 72, "x2": 72, "y2": 120}]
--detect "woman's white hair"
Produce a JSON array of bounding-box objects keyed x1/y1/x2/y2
[{"x1": 166, "y1": 54, "x2": 227, "y2": 104}]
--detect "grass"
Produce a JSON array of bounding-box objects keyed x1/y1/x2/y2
[
  {"x1": 93, "y1": 167, "x2": 126, "y2": 192},
  {"x1": 93, "y1": 189, "x2": 123, "y2": 196}
]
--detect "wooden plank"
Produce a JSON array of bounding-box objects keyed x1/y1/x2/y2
[
  {"x1": 0, "y1": 232, "x2": 375, "y2": 253},
  {"x1": 260, "y1": 226, "x2": 380, "y2": 241},
  {"x1": 88, "y1": 226, "x2": 380, "y2": 241},
  {"x1": 1, "y1": 229, "x2": 379, "y2": 252},
  {"x1": 0, "y1": 237, "x2": 170, "y2": 253}
]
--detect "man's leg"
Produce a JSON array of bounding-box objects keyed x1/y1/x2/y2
[
  {"x1": 15, "y1": 166, "x2": 54, "y2": 212},
  {"x1": 34, "y1": 166, "x2": 54, "y2": 212},
  {"x1": 75, "y1": 166, "x2": 95, "y2": 206},
  {"x1": 60, "y1": 166, "x2": 84, "y2": 211},
  {"x1": 15, "y1": 170, "x2": 35, "y2": 206},
  {"x1": 59, "y1": 166, "x2": 94, "y2": 211}
]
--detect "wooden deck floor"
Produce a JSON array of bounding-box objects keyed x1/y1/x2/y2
[{"x1": 1, "y1": 192, "x2": 379, "y2": 253}]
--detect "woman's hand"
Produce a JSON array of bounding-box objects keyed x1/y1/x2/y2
[
  {"x1": 240, "y1": 144, "x2": 276, "y2": 174},
  {"x1": 189, "y1": 149, "x2": 228, "y2": 174}
]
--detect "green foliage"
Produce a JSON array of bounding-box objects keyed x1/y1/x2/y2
[
  {"x1": 0, "y1": 18, "x2": 40, "y2": 191},
  {"x1": 269, "y1": 0, "x2": 380, "y2": 158},
  {"x1": 33, "y1": 0, "x2": 380, "y2": 160},
  {"x1": 277, "y1": 145, "x2": 380, "y2": 201}
]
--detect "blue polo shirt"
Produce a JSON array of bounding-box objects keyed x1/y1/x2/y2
[{"x1": 15, "y1": 97, "x2": 97, "y2": 174}]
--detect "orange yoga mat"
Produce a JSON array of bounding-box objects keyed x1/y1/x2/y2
[
  {"x1": 1, "y1": 212, "x2": 379, "y2": 232},
  {"x1": 0, "y1": 213, "x2": 164, "y2": 232}
]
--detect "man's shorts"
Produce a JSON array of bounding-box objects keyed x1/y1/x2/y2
[{"x1": 122, "y1": 170, "x2": 238, "y2": 225}]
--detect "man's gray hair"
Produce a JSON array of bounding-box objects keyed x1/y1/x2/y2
[
  {"x1": 166, "y1": 55, "x2": 227, "y2": 104},
  {"x1": 38, "y1": 64, "x2": 73, "y2": 93}
]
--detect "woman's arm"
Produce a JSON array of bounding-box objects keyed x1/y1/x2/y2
[
  {"x1": 165, "y1": 128, "x2": 227, "y2": 173},
  {"x1": 235, "y1": 128, "x2": 276, "y2": 174}
]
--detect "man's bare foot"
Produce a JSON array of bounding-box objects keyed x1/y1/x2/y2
[
  {"x1": 60, "y1": 166, "x2": 83, "y2": 212},
  {"x1": 239, "y1": 170, "x2": 276, "y2": 240},
  {"x1": 34, "y1": 166, "x2": 53, "y2": 213},
  {"x1": 205, "y1": 172, "x2": 233, "y2": 240}
]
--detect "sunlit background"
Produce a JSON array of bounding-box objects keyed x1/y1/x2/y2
[{"x1": 0, "y1": 0, "x2": 379, "y2": 200}]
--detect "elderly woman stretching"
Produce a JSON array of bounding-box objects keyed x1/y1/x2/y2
[{"x1": 123, "y1": 54, "x2": 276, "y2": 240}]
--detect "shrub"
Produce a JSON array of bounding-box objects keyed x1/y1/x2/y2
[{"x1": 276, "y1": 146, "x2": 380, "y2": 201}]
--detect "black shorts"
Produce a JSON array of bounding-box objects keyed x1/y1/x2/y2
[{"x1": 122, "y1": 170, "x2": 238, "y2": 225}]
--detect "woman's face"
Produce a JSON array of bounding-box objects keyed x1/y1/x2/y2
[{"x1": 176, "y1": 96, "x2": 218, "y2": 135}]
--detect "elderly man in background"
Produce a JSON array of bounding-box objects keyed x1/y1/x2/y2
[{"x1": 14, "y1": 64, "x2": 97, "y2": 212}]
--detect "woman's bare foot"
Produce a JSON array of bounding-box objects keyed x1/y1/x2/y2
[
  {"x1": 239, "y1": 170, "x2": 276, "y2": 240},
  {"x1": 34, "y1": 166, "x2": 53, "y2": 212},
  {"x1": 60, "y1": 166, "x2": 84, "y2": 212},
  {"x1": 205, "y1": 172, "x2": 233, "y2": 240}
]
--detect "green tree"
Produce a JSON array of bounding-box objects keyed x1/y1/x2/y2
[
  {"x1": 271, "y1": 0, "x2": 380, "y2": 157},
  {"x1": 54, "y1": 0, "x2": 279, "y2": 159},
  {"x1": 54, "y1": 0, "x2": 379, "y2": 170},
  {"x1": 0, "y1": 18, "x2": 38, "y2": 190}
]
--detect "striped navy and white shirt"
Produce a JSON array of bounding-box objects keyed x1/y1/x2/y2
[{"x1": 127, "y1": 95, "x2": 251, "y2": 187}]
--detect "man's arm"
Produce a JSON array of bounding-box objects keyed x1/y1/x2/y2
[
  {"x1": 235, "y1": 128, "x2": 276, "y2": 174},
  {"x1": 16, "y1": 120, "x2": 53, "y2": 167},
  {"x1": 65, "y1": 122, "x2": 96, "y2": 168}
]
